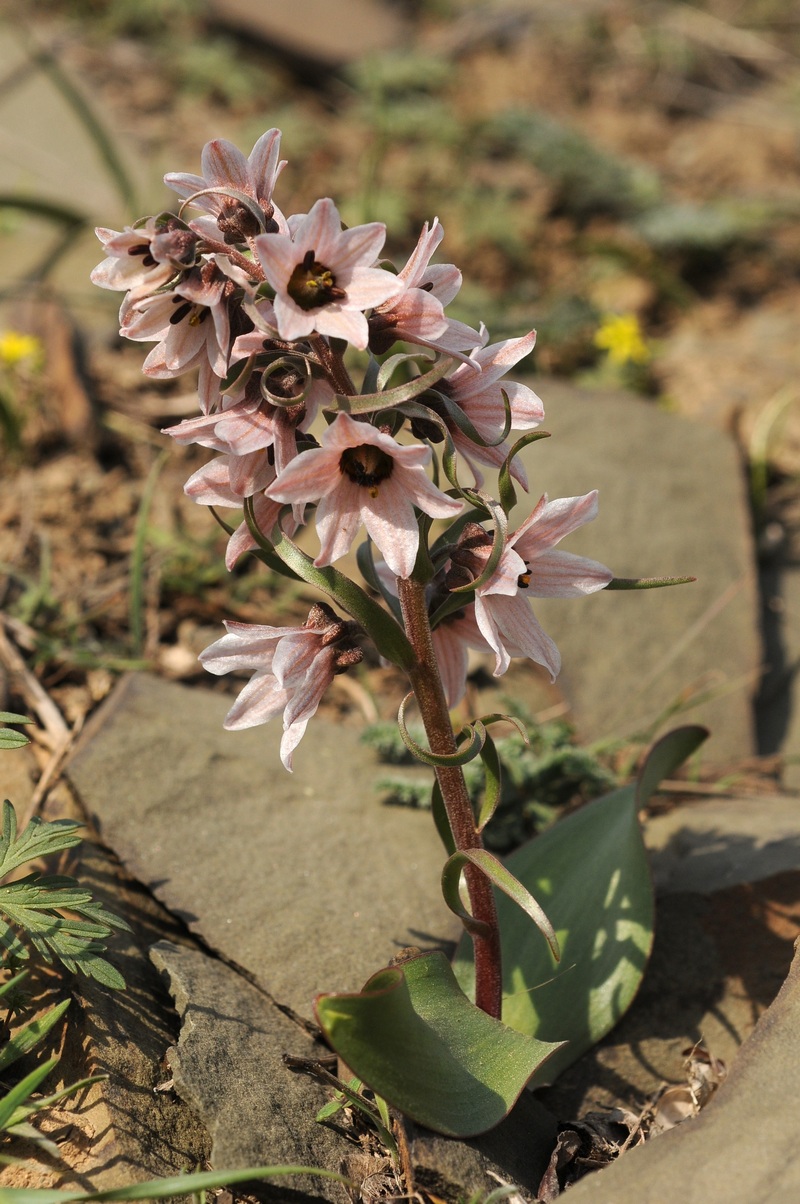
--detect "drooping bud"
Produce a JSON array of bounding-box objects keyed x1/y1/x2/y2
[{"x1": 445, "y1": 522, "x2": 493, "y2": 591}]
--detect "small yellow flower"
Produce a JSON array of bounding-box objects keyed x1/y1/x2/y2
[
  {"x1": 0, "y1": 331, "x2": 42, "y2": 367},
  {"x1": 593, "y1": 313, "x2": 650, "y2": 367}
]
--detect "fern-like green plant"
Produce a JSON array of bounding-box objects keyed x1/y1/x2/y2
[
  {"x1": 364, "y1": 709, "x2": 618, "y2": 852},
  {"x1": 0, "y1": 800, "x2": 130, "y2": 989}
]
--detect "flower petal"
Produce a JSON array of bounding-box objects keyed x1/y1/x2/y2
[
  {"x1": 513, "y1": 491, "x2": 600, "y2": 560},
  {"x1": 527, "y1": 549, "x2": 613, "y2": 597}
]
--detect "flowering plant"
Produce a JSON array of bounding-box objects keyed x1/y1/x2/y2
[{"x1": 93, "y1": 130, "x2": 699, "y2": 1139}]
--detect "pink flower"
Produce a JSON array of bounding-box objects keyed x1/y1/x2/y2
[
  {"x1": 164, "y1": 366, "x2": 332, "y2": 479},
  {"x1": 253, "y1": 198, "x2": 403, "y2": 349},
  {"x1": 368, "y1": 219, "x2": 483, "y2": 361},
  {"x1": 182, "y1": 453, "x2": 293, "y2": 569},
  {"x1": 448, "y1": 493, "x2": 613, "y2": 680},
  {"x1": 431, "y1": 607, "x2": 493, "y2": 708},
  {"x1": 120, "y1": 259, "x2": 234, "y2": 410},
  {"x1": 438, "y1": 332, "x2": 545, "y2": 488},
  {"x1": 266, "y1": 412, "x2": 463, "y2": 578},
  {"x1": 164, "y1": 130, "x2": 287, "y2": 241},
  {"x1": 91, "y1": 217, "x2": 197, "y2": 302},
  {"x1": 199, "y1": 604, "x2": 363, "y2": 770}
]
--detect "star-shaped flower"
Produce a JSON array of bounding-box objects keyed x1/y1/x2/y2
[
  {"x1": 266, "y1": 411, "x2": 463, "y2": 578},
  {"x1": 438, "y1": 332, "x2": 545, "y2": 488},
  {"x1": 199, "y1": 604, "x2": 363, "y2": 770},
  {"x1": 164, "y1": 129, "x2": 287, "y2": 241},
  {"x1": 448, "y1": 493, "x2": 613, "y2": 680},
  {"x1": 91, "y1": 217, "x2": 197, "y2": 302},
  {"x1": 253, "y1": 198, "x2": 403, "y2": 349},
  {"x1": 368, "y1": 218, "x2": 483, "y2": 361}
]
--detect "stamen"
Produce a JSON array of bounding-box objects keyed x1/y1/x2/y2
[
  {"x1": 169, "y1": 300, "x2": 193, "y2": 325},
  {"x1": 339, "y1": 444, "x2": 394, "y2": 497},
  {"x1": 288, "y1": 253, "x2": 347, "y2": 312}
]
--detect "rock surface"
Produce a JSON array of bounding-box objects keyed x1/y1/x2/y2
[
  {"x1": 512, "y1": 379, "x2": 761, "y2": 766},
  {"x1": 560, "y1": 938, "x2": 800, "y2": 1202},
  {"x1": 645, "y1": 793, "x2": 800, "y2": 894},
  {"x1": 67, "y1": 674, "x2": 460, "y2": 1020},
  {"x1": 208, "y1": 0, "x2": 408, "y2": 68},
  {"x1": 63, "y1": 673, "x2": 800, "y2": 1201},
  {"x1": 150, "y1": 942, "x2": 346, "y2": 1203},
  {"x1": 152, "y1": 941, "x2": 557, "y2": 1202}
]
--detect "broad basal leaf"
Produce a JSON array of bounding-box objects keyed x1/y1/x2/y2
[
  {"x1": 454, "y1": 726, "x2": 708, "y2": 1087},
  {"x1": 315, "y1": 949, "x2": 562, "y2": 1137}
]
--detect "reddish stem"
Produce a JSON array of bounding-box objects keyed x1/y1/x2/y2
[
  {"x1": 310, "y1": 334, "x2": 356, "y2": 398},
  {"x1": 396, "y1": 576, "x2": 502, "y2": 1018}
]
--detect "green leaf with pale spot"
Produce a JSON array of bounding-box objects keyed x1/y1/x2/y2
[{"x1": 453, "y1": 725, "x2": 708, "y2": 1087}]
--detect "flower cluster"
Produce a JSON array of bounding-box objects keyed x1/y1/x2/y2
[{"x1": 93, "y1": 129, "x2": 612, "y2": 767}]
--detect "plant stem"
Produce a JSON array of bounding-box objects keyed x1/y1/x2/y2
[
  {"x1": 310, "y1": 334, "x2": 356, "y2": 397},
  {"x1": 396, "y1": 576, "x2": 502, "y2": 1019}
]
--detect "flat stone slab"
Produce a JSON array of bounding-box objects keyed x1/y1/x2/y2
[
  {"x1": 560, "y1": 939, "x2": 800, "y2": 1203},
  {"x1": 208, "y1": 0, "x2": 407, "y2": 67},
  {"x1": 67, "y1": 673, "x2": 460, "y2": 1019},
  {"x1": 512, "y1": 380, "x2": 760, "y2": 766},
  {"x1": 150, "y1": 942, "x2": 346, "y2": 1202},
  {"x1": 151, "y1": 940, "x2": 558, "y2": 1202},
  {"x1": 645, "y1": 794, "x2": 800, "y2": 894}
]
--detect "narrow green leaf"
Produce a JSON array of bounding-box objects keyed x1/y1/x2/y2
[
  {"x1": 0, "y1": 714, "x2": 33, "y2": 726},
  {"x1": 430, "y1": 780, "x2": 456, "y2": 856},
  {"x1": 398, "y1": 695, "x2": 485, "y2": 767},
  {"x1": 442, "y1": 849, "x2": 559, "y2": 958},
  {"x1": 0, "y1": 999, "x2": 70, "y2": 1074},
  {"x1": 0, "y1": 732, "x2": 30, "y2": 750},
  {"x1": 0, "y1": 968, "x2": 29, "y2": 999},
  {"x1": 475, "y1": 733, "x2": 502, "y2": 832},
  {"x1": 314, "y1": 1077, "x2": 396, "y2": 1153},
  {"x1": 270, "y1": 529, "x2": 416, "y2": 671},
  {"x1": 332, "y1": 355, "x2": 456, "y2": 415},
  {"x1": 376, "y1": 350, "x2": 435, "y2": 393},
  {"x1": 0, "y1": 1165, "x2": 355, "y2": 1203},
  {"x1": 0, "y1": 1056, "x2": 59, "y2": 1131},
  {"x1": 315, "y1": 950, "x2": 562, "y2": 1137},
  {"x1": 498, "y1": 430, "x2": 551, "y2": 515},
  {"x1": 433, "y1": 388, "x2": 513, "y2": 450},
  {"x1": 605, "y1": 575, "x2": 696, "y2": 589},
  {"x1": 9, "y1": 1074, "x2": 106, "y2": 1126}
]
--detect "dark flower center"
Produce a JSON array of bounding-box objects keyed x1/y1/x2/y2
[
  {"x1": 128, "y1": 242, "x2": 157, "y2": 267},
  {"x1": 517, "y1": 563, "x2": 532, "y2": 589},
  {"x1": 169, "y1": 297, "x2": 209, "y2": 328},
  {"x1": 339, "y1": 443, "x2": 394, "y2": 498},
  {"x1": 287, "y1": 249, "x2": 346, "y2": 311}
]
